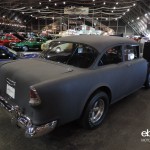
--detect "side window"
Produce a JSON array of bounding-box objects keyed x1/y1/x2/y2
[
  {"x1": 99, "y1": 45, "x2": 122, "y2": 66},
  {"x1": 124, "y1": 45, "x2": 139, "y2": 61}
]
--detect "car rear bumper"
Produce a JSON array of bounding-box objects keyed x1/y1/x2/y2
[{"x1": 0, "y1": 96, "x2": 57, "y2": 138}]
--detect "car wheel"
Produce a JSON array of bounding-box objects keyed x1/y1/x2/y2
[
  {"x1": 80, "y1": 91, "x2": 109, "y2": 129},
  {"x1": 22, "y1": 46, "x2": 29, "y2": 51}
]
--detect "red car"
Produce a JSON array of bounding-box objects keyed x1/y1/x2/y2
[{"x1": 0, "y1": 33, "x2": 24, "y2": 47}]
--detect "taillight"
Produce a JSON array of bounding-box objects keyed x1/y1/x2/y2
[{"x1": 29, "y1": 87, "x2": 41, "y2": 106}]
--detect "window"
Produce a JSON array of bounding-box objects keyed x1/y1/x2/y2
[
  {"x1": 42, "y1": 42, "x2": 98, "y2": 68},
  {"x1": 68, "y1": 44, "x2": 98, "y2": 68},
  {"x1": 124, "y1": 45, "x2": 139, "y2": 61},
  {"x1": 99, "y1": 46, "x2": 122, "y2": 66}
]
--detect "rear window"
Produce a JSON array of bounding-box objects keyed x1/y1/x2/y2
[{"x1": 41, "y1": 41, "x2": 98, "y2": 68}]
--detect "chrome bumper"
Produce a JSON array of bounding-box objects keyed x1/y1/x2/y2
[{"x1": 0, "y1": 96, "x2": 57, "y2": 138}]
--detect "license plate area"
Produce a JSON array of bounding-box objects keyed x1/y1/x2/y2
[{"x1": 6, "y1": 78, "x2": 16, "y2": 99}]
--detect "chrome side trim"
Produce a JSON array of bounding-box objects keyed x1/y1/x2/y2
[{"x1": 0, "y1": 96, "x2": 57, "y2": 138}]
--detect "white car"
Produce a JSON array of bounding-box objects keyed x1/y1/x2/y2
[{"x1": 41, "y1": 40, "x2": 52, "y2": 51}]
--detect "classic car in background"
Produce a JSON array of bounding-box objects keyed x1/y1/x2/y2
[
  {"x1": 0, "y1": 45, "x2": 16, "y2": 61},
  {"x1": 13, "y1": 37, "x2": 47, "y2": 52},
  {"x1": 0, "y1": 35, "x2": 149, "y2": 138},
  {"x1": 0, "y1": 33, "x2": 25, "y2": 48},
  {"x1": 41, "y1": 35, "x2": 62, "y2": 51},
  {"x1": 41, "y1": 40, "x2": 52, "y2": 51},
  {"x1": 9, "y1": 33, "x2": 26, "y2": 48},
  {"x1": 0, "y1": 45, "x2": 40, "y2": 61}
]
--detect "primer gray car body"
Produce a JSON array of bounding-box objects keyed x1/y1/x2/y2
[{"x1": 0, "y1": 35, "x2": 148, "y2": 137}]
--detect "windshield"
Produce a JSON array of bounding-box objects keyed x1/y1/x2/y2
[{"x1": 41, "y1": 41, "x2": 98, "y2": 68}]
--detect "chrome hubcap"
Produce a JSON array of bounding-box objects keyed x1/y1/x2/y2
[{"x1": 89, "y1": 99, "x2": 105, "y2": 124}]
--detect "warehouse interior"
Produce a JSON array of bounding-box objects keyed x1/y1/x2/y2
[
  {"x1": 0, "y1": 1, "x2": 150, "y2": 150},
  {"x1": 0, "y1": 0, "x2": 150, "y2": 36}
]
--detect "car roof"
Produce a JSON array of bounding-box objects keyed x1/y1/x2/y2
[{"x1": 54, "y1": 35, "x2": 138, "y2": 53}]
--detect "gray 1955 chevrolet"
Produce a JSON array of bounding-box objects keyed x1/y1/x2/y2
[{"x1": 0, "y1": 35, "x2": 149, "y2": 138}]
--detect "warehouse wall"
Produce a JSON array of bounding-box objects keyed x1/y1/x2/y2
[
  {"x1": 24, "y1": 18, "x2": 136, "y2": 36},
  {"x1": 101, "y1": 20, "x2": 135, "y2": 36}
]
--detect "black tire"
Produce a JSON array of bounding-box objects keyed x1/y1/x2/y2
[
  {"x1": 22, "y1": 46, "x2": 29, "y2": 52},
  {"x1": 80, "y1": 91, "x2": 109, "y2": 129}
]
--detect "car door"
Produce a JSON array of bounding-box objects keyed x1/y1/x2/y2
[
  {"x1": 98, "y1": 45, "x2": 128, "y2": 102},
  {"x1": 32, "y1": 38, "x2": 42, "y2": 49},
  {"x1": 121, "y1": 44, "x2": 147, "y2": 93},
  {"x1": 98, "y1": 44, "x2": 146, "y2": 103}
]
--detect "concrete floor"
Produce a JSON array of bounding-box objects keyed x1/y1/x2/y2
[{"x1": 0, "y1": 88, "x2": 150, "y2": 150}]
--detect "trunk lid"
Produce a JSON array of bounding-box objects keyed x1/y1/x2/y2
[
  {"x1": 0, "y1": 59, "x2": 75, "y2": 116},
  {"x1": 0, "y1": 59, "x2": 74, "y2": 82}
]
